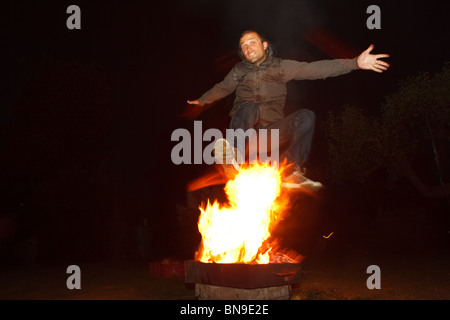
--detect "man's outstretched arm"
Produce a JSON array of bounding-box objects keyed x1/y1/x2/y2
[
  {"x1": 187, "y1": 67, "x2": 239, "y2": 106},
  {"x1": 284, "y1": 44, "x2": 390, "y2": 81}
]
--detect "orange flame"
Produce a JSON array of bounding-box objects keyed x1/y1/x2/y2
[{"x1": 196, "y1": 162, "x2": 297, "y2": 264}]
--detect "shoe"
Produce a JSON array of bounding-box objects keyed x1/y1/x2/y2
[
  {"x1": 282, "y1": 165, "x2": 323, "y2": 192},
  {"x1": 213, "y1": 138, "x2": 241, "y2": 180}
]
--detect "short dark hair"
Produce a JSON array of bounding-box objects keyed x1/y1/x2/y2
[{"x1": 237, "y1": 29, "x2": 274, "y2": 60}]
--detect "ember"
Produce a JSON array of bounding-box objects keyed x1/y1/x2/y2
[{"x1": 196, "y1": 162, "x2": 301, "y2": 264}]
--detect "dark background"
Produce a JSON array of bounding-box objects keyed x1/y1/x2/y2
[{"x1": 1, "y1": 0, "x2": 449, "y2": 263}]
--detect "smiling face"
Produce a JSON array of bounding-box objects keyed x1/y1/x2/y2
[{"x1": 239, "y1": 32, "x2": 268, "y2": 66}]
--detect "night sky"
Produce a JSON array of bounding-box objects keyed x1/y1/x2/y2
[{"x1": 1, "y1": 0, "x2": 449, "y2": 262}]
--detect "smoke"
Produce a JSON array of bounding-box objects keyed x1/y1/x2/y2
[{"x1": 217, "y1": 0, "x2": 329, "y2": 58}]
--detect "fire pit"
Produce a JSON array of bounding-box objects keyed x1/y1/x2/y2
[
  {"x1": 185, "y1": 163, "x2": 305, "y2": 299},
  {"x1": 185, "y1": 260, "x2": 302, "y2": 300}
]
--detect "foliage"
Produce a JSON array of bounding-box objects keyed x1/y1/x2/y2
[
  {"x1": 324, "y1": 105, "x2": 384, "y2": 184},
  {"x1": 382, "y1": 62, "x2": 450, "y2": 154},
  {"x1": 324, "y1": 63, "x2": 450, "y2": 186}
]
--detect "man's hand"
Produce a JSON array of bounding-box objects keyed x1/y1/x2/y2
[
  {"x1": 187, "y1": 99, "x2": 205, "y2": 106},
  {"x1": 357, "y1": 44, "x2": 390, "y2": 73},
  {"x1": 179, "y1": 99, "x2": 206, "y2": 120}
]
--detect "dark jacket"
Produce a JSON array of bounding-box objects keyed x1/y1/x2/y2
[{"x1": 198, "y1": 52, "x2": 359, "y2": 126}]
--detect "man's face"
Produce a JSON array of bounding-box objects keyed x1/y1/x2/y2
[{"x1": 240, "y1": 32, "x2": 268, "y2": 66}]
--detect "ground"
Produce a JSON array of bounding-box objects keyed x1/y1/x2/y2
[
  {"x1": 292, "y1": 249, "x2": 450, "y2": 300},
  {"x1": 0, "y1": 247, "x2": 448, "y2": 300}
]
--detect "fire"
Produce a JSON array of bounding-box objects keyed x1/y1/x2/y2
[{"x1": 196, "y1": 163, "x2": 293, "y2": 264}]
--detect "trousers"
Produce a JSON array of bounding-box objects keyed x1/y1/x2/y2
[{"x1": 228, "y1": 101, "x2": 315, "y2": 167}]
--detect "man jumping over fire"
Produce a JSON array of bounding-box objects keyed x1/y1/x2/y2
[{"x1": 187, "y1": 30, "x2": 389, "y2": 190}]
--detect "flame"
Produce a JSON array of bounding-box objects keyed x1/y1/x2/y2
[
  {"x1": 196, "y1": 162, "x2": 294, "y2": 264},
  {"x1": 187, "y1": 170, "x2": 226, "y2": 192}
]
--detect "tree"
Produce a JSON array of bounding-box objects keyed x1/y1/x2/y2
[{"x1": 324, "y1": 63, "x2": 450, "y2": 198}]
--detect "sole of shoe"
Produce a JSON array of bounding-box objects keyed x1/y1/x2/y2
[
  {"x1": 281, "y1": 180, "x2": 323, "y2": 191},
  {"x1": 214, "y1": 139, "x2": 240, "y2": 172}
]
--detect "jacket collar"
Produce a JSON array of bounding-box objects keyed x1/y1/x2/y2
[{"x1": 242, "y1": 53, "x2": 274, "y2": 68}]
